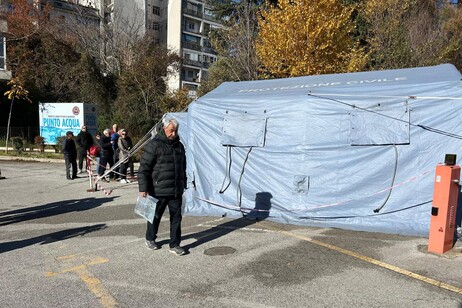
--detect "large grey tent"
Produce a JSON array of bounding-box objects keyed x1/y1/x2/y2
[{"x1": 174, "y1": 64, "x2": 462, "y2": 237}]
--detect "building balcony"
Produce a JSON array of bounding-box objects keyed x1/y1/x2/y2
[
  {"x1": 202, "y1": 46, "x2": 216, "y2": 54},
  {"x1": 182, "y1": 77, "x2": 200, "y2": 83},
  {"x1": 183, "y1": 8, "x2": 203, "y2": 18},
  {"x1": 203, "y1": 14, "x2": 219, "y2": 22},
  {"x1": 183, "y1": 58, "x2": 202, "y2": 68},
  {"x1": 183, "y1": 41, "x2": 202, "y2": 51}
]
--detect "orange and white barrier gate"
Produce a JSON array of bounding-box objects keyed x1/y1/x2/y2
[{"x1": 428, "y1": 154, "x2": 460, "y2": 254}]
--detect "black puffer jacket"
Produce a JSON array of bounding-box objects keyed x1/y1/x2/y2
[
  {"x1": 99, "y1": 134, "x2": 114, "y2": 158},
  {"x1": 76, "y1": 131, "x2": 94, "y2": 154},
  {"x1": 138, "y1": 124, "x2": 186, "y2": 197}
]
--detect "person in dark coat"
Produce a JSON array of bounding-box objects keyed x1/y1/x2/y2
[
  {"x1": 111, "y1": 128, "x2": 120, "y2": 180},
  {"x1": 138, "y1": 118, "x2": 187, "y2": 255},
  {"x1": 98, "y1": 128, "x2": 115, "y2": 182},
  {"x1": 117, "y1": 129, "x2": 133, "y2": 183},
  {"x1": 62, "y1": 131, "x2": 77, "y2": 180},
  {"x1": 75, "y1": 125, "x2": 94, "y2": 174}
]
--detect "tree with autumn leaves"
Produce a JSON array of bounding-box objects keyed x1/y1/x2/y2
[{"x1": 256, "y1": 0, "x2": 367, "y2": 78}]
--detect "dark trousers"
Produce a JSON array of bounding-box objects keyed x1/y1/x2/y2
[
  {"x1": 98, "y1": 154, "x2": 114, "y2": 178},
  {"x1": 129, "y1": 158, "x2": 135, "y2": 177},
  {"x1": 64, "y1": 155, "x2": 77, "y2": 179},
  {"x1": 119, "y1": 161, "x2": 128, "y2": 180},
  {"x1": 113, "y1": 150, "x2": 120, "y2": 179},
  {"x1": 78, "y1": 151, "x2": 87, "y2": 171},
  {"x1": 146, "y1": 196, "x2": 182, "y2": 248}
]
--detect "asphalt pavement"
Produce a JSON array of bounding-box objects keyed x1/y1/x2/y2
[{"x1": 0, "y1": 158, "x2": 461, "y2": 308}]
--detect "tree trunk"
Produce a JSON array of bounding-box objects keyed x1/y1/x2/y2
[{"x1": 5, "y1": 97, "x2": 15, "y2": 154}]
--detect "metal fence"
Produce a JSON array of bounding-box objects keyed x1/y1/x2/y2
[{"x1": 0, "y1": 127, "x2": 40, "y2": 143}]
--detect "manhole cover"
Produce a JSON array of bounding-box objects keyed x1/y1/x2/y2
[{"x1": 204, "y1": 246, "x2": 236, "y2": 256}]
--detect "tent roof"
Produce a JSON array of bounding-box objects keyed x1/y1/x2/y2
[{"x1": 200, "y1": 64, "x2": 462, "y2": 100}]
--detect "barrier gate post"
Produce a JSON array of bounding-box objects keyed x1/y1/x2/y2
[{"x1": 428, "y1": 154, "x2": 460, "y2": 254}]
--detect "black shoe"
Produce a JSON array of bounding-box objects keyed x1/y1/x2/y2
[
  {"x1": 145, "y1": 240, "x2": 159, "y2": 250},
  {"x1": 67, "y1": 177, "x2": 73, "y2": 180},
  {"x1": 169, "y1": 246, "x2": 186, "y2": 256}
]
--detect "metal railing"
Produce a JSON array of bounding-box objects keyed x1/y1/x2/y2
[
  {"x1": 183, "y1": 8, "x2": 203, "y2": 18},
  {"x1": 183, "y1": 58, "x2": 202, "y2": 68},
  {"x1": 182, "y1": 41, "x2": 202, "y2": 51}
]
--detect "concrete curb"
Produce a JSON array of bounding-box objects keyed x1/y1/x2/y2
[{"x1": 0, "y1": 155, "x2": 64, "y2": 163}]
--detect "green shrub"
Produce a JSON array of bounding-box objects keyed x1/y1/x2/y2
[{"x1": 10, "y1": 137, "x2": 24, "y2": 155}]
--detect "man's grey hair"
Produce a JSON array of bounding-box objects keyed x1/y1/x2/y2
[
  {"x1": 162, "y1": 117, "x2": 179, "y2": 129},
  {"x1": 103, "y1": 128, "x2": 110, "y2": 134}
]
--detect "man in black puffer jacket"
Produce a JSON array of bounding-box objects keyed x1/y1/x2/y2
[
  {"x1": 98, "y1": 129, "x2": 115, "y2": 181},
  {"x1": 76, "y1": 125, "x2": 93, "y2": 173},
  {"x1": 138, "y1": 118, "x2": 187, "y2": 256}
]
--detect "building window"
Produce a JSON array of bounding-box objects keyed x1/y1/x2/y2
[
  {"x1": 153, "y1": 6, "x2": 160, "y2": 15},
  {"x1": 153, "y1": 22, "x2": 160, "y2": 31},
  {"x1": 188, "y1": 22, "x2": 195, "y2": 31},
  {"x1": 0, "y1": 35, "x2": 5, "y2": 70}
]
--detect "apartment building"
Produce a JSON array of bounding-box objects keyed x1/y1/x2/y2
[
  {"x1": 164, "y1": 0, "x2": 223, "y2": 95},
  {"x1": 0, "y1": 0, "x2": 11, "y2": 80},
  {"x1": 100, "y1": 0, "x2": 223, "y2": 96}
]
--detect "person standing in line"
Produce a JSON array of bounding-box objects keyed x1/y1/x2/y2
[
  {"x1": 93, "y1": 132, "x2": 102, "y2": 175},
  {"x1": 111, "y1": 128, "x2": 120, "y2": 180},
  {"x1": 75, "y1": 125, "x2": 93, "y2": 174},
  {"x1": 98, "y1": 129, "x2": 114, "y2": 182},
  {"x1": 117, "y1": 129, "x2": 133, "y2": 184},
  {"x1": 138, "y1": 118, "x2": 187, "y2": 256},
  {"x1": 125, "y1": 130, "x2": 135, "y2": 179},
  {"x1": 110, "y1": 123, "x2": 118, "y2": 135},
  {"x1": 62, "y1": 131, "x2": 77, "y2": 180}
]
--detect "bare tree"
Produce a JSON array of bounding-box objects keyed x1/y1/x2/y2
[{"x1": 199, "y1": 0, "x2": 262, "y2": 96}]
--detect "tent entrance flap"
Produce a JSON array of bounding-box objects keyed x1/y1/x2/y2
[
  {"x1": 349, "y1": 104, "x2": 410, "y2": 146},
  {"x1": 221, "y1": 114, "x2": 267, "y2": 147}
]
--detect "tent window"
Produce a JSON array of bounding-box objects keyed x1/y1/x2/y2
[
  {"x1": 349, "y1": 105, "x2": 410, "y2": 145},
  {"x1": 221, "y1": 115, "x2": 267, "y2": 147}
]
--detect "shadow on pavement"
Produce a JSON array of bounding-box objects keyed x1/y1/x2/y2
[
  {"x1": 0, "y1": 197, "x2": 116, "y2": 226},
  {"x1": 0, "y1": 224, "x2": 107, "y2": 254},
  {"x1": 182, "y1": 192, "x2": 272, "y2": 251}
]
